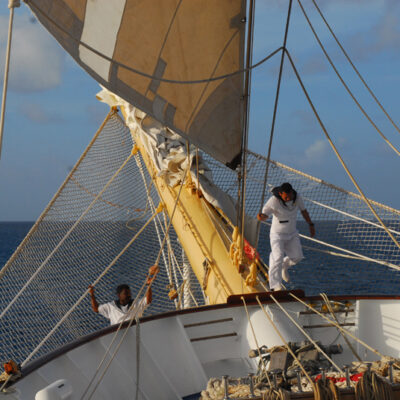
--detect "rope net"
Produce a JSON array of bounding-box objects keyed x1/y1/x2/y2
[
  {"x1": 205, "y1": 150, "x2": 400, "y2": 295},
  {"x1": 0, "y1": 110, "x2": 399, "y2": 366},
  {"x1": 0, "y1": 111, "x2": 204, "y2": 365}
]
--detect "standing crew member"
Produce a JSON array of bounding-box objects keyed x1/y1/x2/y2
[
  {"x1": 257, "y1": 183, "x2": 315, "y2": 291},
  {"x1": 89, "y1": 265, "x2": 159, "y2": 325}
]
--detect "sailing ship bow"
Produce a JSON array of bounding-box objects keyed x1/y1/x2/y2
[
  {"x1": 24, "y1": 0, "x2": 263, "y2": 303},
  {"x1": 26, "y1": 0, "x2": 247, "y2": 168}
]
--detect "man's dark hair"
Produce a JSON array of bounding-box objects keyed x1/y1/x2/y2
[
  {"x1": 116, "y1": 284, "x2": 130, "y2": 295},
  {"x1": 279, "y1": 182, "x2": 293, "y2": 193},
  {"x1": 272, "y1": 182, "x2": 297, "y2": 207}
]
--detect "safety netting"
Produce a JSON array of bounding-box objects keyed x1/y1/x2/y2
[
  {"x1": 1, "y1": 109, "x2": 399, "y2": 367},
  {"x1": 205, "y1": 151, "x2": 400, "y2": 296},
  {"x1": 0, "y1": 111, "x2": 204, "y2": 365}
]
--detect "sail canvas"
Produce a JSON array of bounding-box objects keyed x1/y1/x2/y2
[{"x1": 27, "y1": 0, "x2": 246, "y2": 168}]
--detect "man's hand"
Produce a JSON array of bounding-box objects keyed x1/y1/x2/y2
[
  {"x1": 147, "y1": 265, "x2": 160, "y2": 284},
  {"x1": 257, "y1": 213, "x2": 267, "y2": 221},
  {"x1": 148, "y1": 265, "x2": 160, "y2": 276},
  {"x1": 309, "y1": 224, "x2": 316, "y2": 238},
  {"x1": 88, "y1": 285, "x2": 99, "y2": 313}
]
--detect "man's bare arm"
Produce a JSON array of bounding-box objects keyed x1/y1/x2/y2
[
  {"x1": 146, "y1": 286, "x2": 152, "y2": 304},
  {"x1": 257, "y1": 213, "x2": 268, "y2": 221},
  {"x1": 301, "y1": 209, "x2": 315, "y2": 237},
  {"x1": 145, "y1": 265, "x2": 159, "y2": 304},
  {"x1": 88, "y1": 285, "x2": 99, "y2": 313}
]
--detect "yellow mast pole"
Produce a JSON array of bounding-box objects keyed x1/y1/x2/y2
[{"x1": 119, "y1": 107, "x2": 262, "y2": 304}]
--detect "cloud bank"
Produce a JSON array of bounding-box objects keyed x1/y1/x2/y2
[{"x1": 0, "y1": 13, "x2": 64, "y2": 92}]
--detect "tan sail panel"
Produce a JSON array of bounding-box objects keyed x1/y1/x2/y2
[{"x1": 27, "y1": 0, "x2": 246, "y2": 167}]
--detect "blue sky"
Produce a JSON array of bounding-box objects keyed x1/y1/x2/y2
[{"x1": 0, "y1": 0, "x2": 399, "y2": 221}]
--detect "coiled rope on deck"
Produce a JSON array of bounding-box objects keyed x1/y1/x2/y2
[
  {"x1": 314, "y1": 378, "x2": 340, "y2": 400},
  {"x1": 355, "y1": 369, "x2": 394, "y2": 400},
  {"x1": 262, "y1": 387, "x2": 291, "y2": 400}
]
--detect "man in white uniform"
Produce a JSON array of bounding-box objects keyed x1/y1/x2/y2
[
  {"x1": 89, "y1": 265, "x2": 159, "y2": 325},
  {"x1": 257, "y1": 183, "x2": 315, "y2": 291}
]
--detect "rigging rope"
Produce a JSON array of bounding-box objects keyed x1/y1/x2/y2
[
  {"x1": 241, "y1": 297, "x2": 271, "y2": 386},
  {"x1": 321, "y1": 293, "x2": 362, "y2": 362},
  {"x1": 262, "y1": 387, "x2": 291, "y2": 400},
  {"x1": 130, "y1": 144, "x2": 176, "y2": 305},
  {"x1": 27, "y1": 0, "x2": 283, "y2": 85},
  {"x1": 355, "y1": 368, "x2": 394, "y2": 400},
  {"x1": 21, "y1": 207, "x2": 162, "y2": 368},
  {"x1": 283, "y1": 48, "x2": 400, "y2": 252},
  {"x1": 302, "y1": 244, "x2": 365, "y2": 262},
  {"x1": 84, "y1": 169, "x2": 189, "y2": 397},
  {"x1": 255, "y1": 0, "x2": 294, "y2": 250},
  {"x1": 311, "y1": 0, "x2": 400, "y2": 137},
  {"x1": 289, "y1": 292, "x2": 385, "y2": 359},
  {"x1": 260, "y1": 220, "x2": 400, "y2": 271},
  {"x1": 135, "y1": 316, "x2": 141, "y2": 400},
  {"x1": 80, "y1": 274, "x2": 150, "y2": 400},
  {"x1": 303, "y1": 196, "x2": 400, "y2": 237},
  {"x1": 0, "y1": 146, "x2": 135, "y2": 322},
  {"x1": 0, "y1": 110, "x2": 117, "y2": 280},
  {"x1": 238, "y1": 0, "x2": 256, "y2": 262},
  {"x1": 254, "y1": 296, "x2": 315, "y2": 391},
  {"x1": 314, "y1": 378, "x2": 340, "y2": 400},
  {"x1": 269, "y1": 294, "x2": 344, "y2": 375},
  {"x1": 0, "y1": 0, "x2": 20, "y2": 159},
  {"x1": 297, "y1": 0, "x2": 400, "y2": 157},
  {"x1": 154, "y1": 167, "x2": 188, "y2": 266}
]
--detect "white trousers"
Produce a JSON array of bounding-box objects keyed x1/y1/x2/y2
[{"x1": 269, "y1": 232, "x2": 304, "y2": 290}]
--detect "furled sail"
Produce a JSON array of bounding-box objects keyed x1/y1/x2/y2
[{"x1": 26, "y1": 0, "x2": 246, "y2": 168}]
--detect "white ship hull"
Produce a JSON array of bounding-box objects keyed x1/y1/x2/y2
[{"x1": 5, "y1": 292, "x2": 400, "y2": 399}]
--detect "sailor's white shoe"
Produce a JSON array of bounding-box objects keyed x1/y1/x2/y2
[{"x1": 282, "y1": 267, "x2": 290, "y2": 282}]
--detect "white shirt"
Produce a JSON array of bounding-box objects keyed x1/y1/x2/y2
[
  {"x1": 98, "y1": 297, "x2": 148, "y2": 325},
  {"x1": 262, "y1": 194, "x2": 306, "y2": 235}
]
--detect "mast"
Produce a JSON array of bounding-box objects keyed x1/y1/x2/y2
[{"x1": 238, "y1": 0, "x2": 256, "y2": 262}]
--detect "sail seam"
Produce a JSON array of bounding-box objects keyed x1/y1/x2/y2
[{"x1": 28, "y1": 1, "x2": 282, "y2": 84}]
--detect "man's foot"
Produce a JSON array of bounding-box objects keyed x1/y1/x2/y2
[
  {"x1": 271, "y1": 286, "x2": 283, "y2": 291},
  {"x1": 282, "y1": 267, "x2": 290, "y2": 282}
]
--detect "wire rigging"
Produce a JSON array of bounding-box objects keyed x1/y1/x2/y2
[
  {"x1": 297, "y1": 0, "x2": 400, "y2": 157},
  {"x1": 311, "y1": 0, "x2": 400, "y2": 137},
  {"x1": 283, "y1": 48, "x2": 400, "y2": 252},
  {"x1": 255, "y1": 0, "x2": 294, "y2": 250}
]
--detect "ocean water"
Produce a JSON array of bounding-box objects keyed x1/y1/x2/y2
[
  {"x1": 0, "y1": 222, "x2": 33, "y2": 268},
  {"x1": 0, "y1": 220, "x2": 399, "y2": 365},
  {"x1": 1, "y1": 221, "x2": 399, "y2": 298}
]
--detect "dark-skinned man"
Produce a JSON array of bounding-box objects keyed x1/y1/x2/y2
[{"x1": 89, "y1": 265, "x2": 159, "y2": 325}]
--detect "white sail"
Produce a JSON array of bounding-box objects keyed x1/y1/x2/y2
[{"x1": 26, "y1": 0, "x2": 246, "y2": 168}]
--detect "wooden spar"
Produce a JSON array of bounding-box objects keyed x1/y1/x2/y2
[{"x1": 119, "y1": 106, "x2": 262, "y2": 304}]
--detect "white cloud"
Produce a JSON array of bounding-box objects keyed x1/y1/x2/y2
[
  {"x1": 20, "y1": 102, "x2": 64, "y2": 124},
  {"x1": 0, "y1": 14, "x2": 64, "y2": 92},
  {"x1": 304, "y1": 139, "x2": 329, "y2": 164}
]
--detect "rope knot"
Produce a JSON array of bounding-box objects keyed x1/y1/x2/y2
[
  {"x1": 131, "y1": 144, "x2": 139, "y2": 155},
  {"x1": 155, "y1": 202, "x2": 164, "y2": 214}
]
